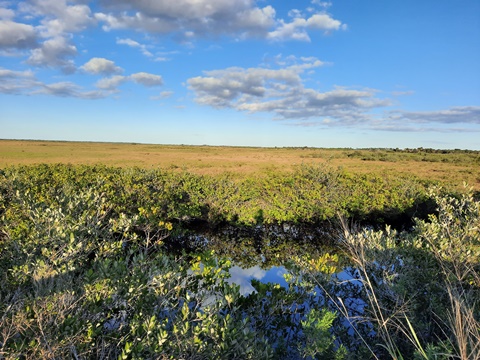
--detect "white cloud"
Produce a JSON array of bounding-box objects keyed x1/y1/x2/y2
[
  {"x1": 189, "y1": 56, "x2": 390, "y2": 125},
  {"x1": 94, "y1": 11, "x2": 174, "y2": 34},
  {"x1": 94, "y1": 72, "x2": 164, "y2": 90},
  {"x1": 0, "y1": 66, "x2": 108, "y2": 99},
  {"x1": 227, "y1": 265, "x2": 266, "y2": 295},
  {"x1": 268, "y1": 13, "x2": 345, "y2": 42},
  {"x1": 0, "y1": 20, "x2": 38, "y2": 49},
  {"x1": 9, "y1": 0, "x2": 95, "y2": 72},
  {"x1": 130, "y1": 72, "x2": 163, "y2": 86},
  {"x1": 116, "y1": 37, "x2": 152, "y2": 57},
  {"x1": 286, "y1": 106, "x2": 480, "y2": 133},
  {"x1": 116, "y1": 38, "x2": 138, "y2": 47},
  {"x1": 0, "y1": 67, "x2": 37, "y2": 94},
  {"x1": 34, "y1": 81, "x2": 106, "y2": 99},
  {"x1": 307, "y1": 13, "x2": 344, "y2": 30},
  {"x1": 154, "y1": 57, "x2": 169, "y2": 62},
  {"x1": 267, "y1": 19, "x2": 310, "y2": 42},
  {"x1": 158, "y1": 91, "x2": 173, "y2": 98},
  {"x1": 0, "y1": 68, "x2": 35, "y2": 79},
  {"x1": 94, "y1": 0, "x2": 344, "y2": 41},
  {"x1": 188, "y1": 65, "x2": 298, "y2": 107},
  {"x1": 0, "y1": 7, "x2": 15, "y2": 20},
  {"x1": 98, "y1": 0, "x2": 255, "y2": 21},
  {"x1": 150, "y1": 90, "x2": 173, "y2": 100},
  {"x1": 95, "y1": 75, "x2": 127, "y2": 90},
  {"x1": 19, "y1": 0, "x2": 94, "y2": 37},
  {"x1": 311, "y1": 1, "x2": 332, "y2": 9},
  {"x1": 27, "y1": 36, "x2": 77, "y2": 73},
  {"x1": 0, "y1": 1, "x2": 347, "y2": 81},
  {"x1": 228, "y1": 6, "x2": 276, "y2": 38},
  {"x1": 388, "y1": 107, "x2": 480, "y2": 125},
  {"x1": 1, "y1": 62, "x2": 163, "y2": 98},
  {"x1": 81, "y1": 57, "x2": 123, "y2": 75}
]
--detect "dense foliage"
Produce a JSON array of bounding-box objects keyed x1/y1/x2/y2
[
  {"x1": 342, "y1": 148, "x2": 480, "y2": 165},
  {"x1": 0, "y1": 165, "x2": 347, "y2": 359},
  {"x1": 332, "y1": 188, "x2": 480, "y2": 359},
  {"x1": 0, "y1": 163, "x2": 431, "y2": 228},
  {"x1": 0, "y1": 164, "x2": 478, "y2": 359}
]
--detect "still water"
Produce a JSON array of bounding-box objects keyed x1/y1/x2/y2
[
  {"x1": 227, "y1": 264, "x2": 288, "y2": 295},
  {"x1": 170, "y1": 224, "x2": 338, "y2": 294}
]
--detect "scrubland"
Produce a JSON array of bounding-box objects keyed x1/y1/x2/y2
[{"x1": 0, "y1": 140, "x2": 479, "y2": 359}]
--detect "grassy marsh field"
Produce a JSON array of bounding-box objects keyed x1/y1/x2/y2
[
  {"x1": 1, "y1": 139, "x2": 479, "y2": 190},
  {"x1": 1, "y1": 140, "x2": 479, "y2": 359}
]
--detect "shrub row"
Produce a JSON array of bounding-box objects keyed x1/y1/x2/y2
[{"x1": 0, "y1": 163, "x2": 433, "y2": 228}]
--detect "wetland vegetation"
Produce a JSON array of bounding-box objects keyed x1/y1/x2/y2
[{"x1": 0, "y1": 141, "x2": 479, "y2": 359}]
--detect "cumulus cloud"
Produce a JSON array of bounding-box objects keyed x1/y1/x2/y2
[
  {"x1": 345, "y1": 106, "x2": 480, "y2": 133},
  {"x1": 0, "y1": 67, "x2": 37, "y2": 94},
  {"x1": 150, "y1": 90, "x2": 173, "y2": 100},
  {"x1": 311, "y1": 1, "x2": 332, "y2": 8},
  {"x1": 0, "y1": 7, "x2": 15, "y2": 20},
  {"x1": 8, "y1": 0, "x2": 95, "y2": 72},
  {"x1": 103, "y1": 0, "x2": 255, "y2": 19},
  {"x1": 95, "y1": 11, "x2": 179, "y2": 34},
  {"x1": 81, "y1": 57, "x2": 123, "y2": 75},
  {"x1": 116, "y1": 37, "x2": 152, "y2": 56},
  {"x1": 0, "y1": 64, "x2": 162, "y2": 99},
  {"x1": 387, "y1": 107, "x2": 480, "y2": 125},
  {"x1": 188, "y1": 56, "x2": 389, "y2": 125},
  {"x1": 1, "y1": 1, "x2": 346, "y2": 78},
  {"x1": 130, "y1": 72, "x2": 163, "y2": 86},
  {"x1": 19, "y1": 0, "x2": 94, "y2": 37},
  {"x1": 0, "y1": 20, "x2": 38, "y2": 49},
  {"x1": 0, "y1": 66, "x2": 108, "y2": 99},
  {"x1": 227, "y1": 266, "x2": 266, "y2": 295},
  {"x1": 0, "y1": 68, "x2": 34, "y2": 79},
  {"x1": 33, "y1": 81, "x2": 106, "y2": 99},
  {"x1": 27, "y1": 36, "x2": 77, "y2": 73},
  {"x1": 194, "y1": 75, "x2": 480, "y2": 131},
  {"x1": 95, "y1": 75, "x2": 127, "y2": 90},
  {"x1": 94, "y1": 72, "x2": 163, "y2": 90},
  {"x1": 94, "y1": 0, "x2": 344, "y2": 41},
  {"x1": 268, "y1": 13, "x2": 345, "y2": 41}
]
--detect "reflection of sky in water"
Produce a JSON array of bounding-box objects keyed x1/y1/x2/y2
[
  {"x1": 227, "y1": 265, "x2": 288, "y2": 295},
  {"x1": 226, "y1": 263, "x2": 370, "y2": 337}
]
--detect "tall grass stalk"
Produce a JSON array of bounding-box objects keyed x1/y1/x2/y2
[
  {"x1": 333, "y1": 188, "x2": 480, "y2": 359},
  {"x1": 338, "y1": 218, "x2": 425, "y2": 360}
]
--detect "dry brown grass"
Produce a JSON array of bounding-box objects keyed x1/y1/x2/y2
[{"x1": 0, "y1": 140, "x2": 478, "y2": 190}]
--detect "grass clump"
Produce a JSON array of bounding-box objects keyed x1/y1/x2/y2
[{"x1": 331, "y1": 187, "x2": 480, "y2": 359}]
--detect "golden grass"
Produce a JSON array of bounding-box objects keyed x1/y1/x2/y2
[{"x1": 0, "y1": 140, "x2": 479, "y2": 190}]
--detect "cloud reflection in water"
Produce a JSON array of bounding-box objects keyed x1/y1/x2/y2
[{"x1": 227, "y1": 265, "x2": 288, "y2": 295}]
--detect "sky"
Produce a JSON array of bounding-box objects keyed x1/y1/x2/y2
[{"x1": 1, "y1": 0, "x2": 479, "y2": 149}]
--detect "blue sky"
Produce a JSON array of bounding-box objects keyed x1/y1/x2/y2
[{"x1": 1, "y1": 0, "x2": 479, "y2": 149}]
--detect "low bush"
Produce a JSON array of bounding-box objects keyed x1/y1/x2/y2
[{"x1": 1, "y1": 164, "x2": 478, "y2": 359}]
